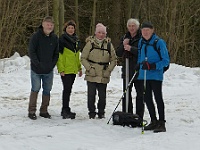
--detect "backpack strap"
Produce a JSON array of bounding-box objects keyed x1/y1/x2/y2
[
  {"x1": 153, "y1": 38, "x2": 162, "y2": 60},
  {"x1": 90, "y1": 42, "x2": 95, "y2": 52},
  {"x1": 90, "y1": 42, "x2": 111, "y2": 55},
  {"x1": 107, "y1": 42, "x2": 111, "y2": 55}
]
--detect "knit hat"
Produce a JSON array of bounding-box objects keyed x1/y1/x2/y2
[
  {"x1": 95, "y1": 23, "x2": 107, "y2": 34},
  {"x1": 141, "y1": 22, "x2": 154, "y2": 29}
]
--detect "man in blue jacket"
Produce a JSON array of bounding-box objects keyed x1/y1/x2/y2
[
  {"x1": 137, "y1": 22, "x2": 169, "y2": 132},
  {"x1": 28, "y1": 16, "x2": 59, "y2": 120}
]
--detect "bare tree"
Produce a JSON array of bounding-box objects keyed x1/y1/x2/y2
[
  {"x1": 59, "y1": 0, "x2": 64, "y2": 36},
  {"x1": 53, "y1": 0, "x2": 59, "y2": 35},
  {"x1": 75, "y1": 0, "x2": 80, "y2": 36},
  {"x1": 0, "y1": 0, "x2": 48, "y2": 58},
  {"x1": 90, "y1": 0, "x2": 97, "y2": 35},
  {"x1": 0, "y1": 0, "x2": 199, "y2": 67}
]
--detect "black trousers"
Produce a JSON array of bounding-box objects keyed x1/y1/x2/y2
[
  {"x1": 87, "y1": 81, "x2": 107, "y2": 115},
  {"x1": 122, "y1": 79, "x2": 144, "y2": 118},
  {"x1": 61, "y1": 74, "x2": 76, "y2": 113},
  {"x1": 144, "y1": 80, "x2": 165, "y2": 121}
]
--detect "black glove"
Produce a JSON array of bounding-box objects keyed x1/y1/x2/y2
[
  {"x1": 123, "y1": 51, "x2": 132, "y2": 58},
  {"x1": 134, "y1": 64, "x2": 140, "y2": 71},
  {"x1": 142, "y1": 61, "x2": 156, "y2": 70}
]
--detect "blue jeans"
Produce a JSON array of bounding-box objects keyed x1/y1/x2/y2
[{"x1": 30, "y1": 70, "x2": 53, "y2": 96}]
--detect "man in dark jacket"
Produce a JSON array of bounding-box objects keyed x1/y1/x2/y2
[
  {"x1": 116, "y1": 18, "x2": 144, "y2": 121},
  {"x1": 28, "y1": 16, "x2": 59, "y2": 120}
]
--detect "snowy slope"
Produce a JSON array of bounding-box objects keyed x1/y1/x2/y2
[{"x1": 0, "y1": 52, "x2": 200, "y2": 150}]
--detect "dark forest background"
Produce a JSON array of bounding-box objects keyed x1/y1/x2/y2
[{"x1": 0, "y1": 0, "x2": 199, "y2": 67}]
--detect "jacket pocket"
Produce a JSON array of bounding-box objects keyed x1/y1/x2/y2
[{"x1": 88, "y1": 67, "x2": 96, "y2": 77}]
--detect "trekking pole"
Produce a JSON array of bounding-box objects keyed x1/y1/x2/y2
[
  {"x1": 141, "y1": 57, "x2": 147, "y2": 134},
  {"x1": 125, "y1": 57, "x2": 129, "y2": 113},
  {"x1": 107, "y1": 71, "x2": 138, "y2": 124}
]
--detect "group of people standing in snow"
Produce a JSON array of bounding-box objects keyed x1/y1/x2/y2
[{"x1": 27, "y1": 16, "x2": 169, "y2": 133}]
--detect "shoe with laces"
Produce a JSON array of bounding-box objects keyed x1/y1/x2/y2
[
  {"x1": 154, "y1": 120, "x2": 166, "y2": 133},
  {"x1": 144, "y1": 120, "x2": 158, "y2": 130},
  {"x1": 62, "y1": 112, "x2": 76, "y2": 119},
  {"x1": 97, "y1": 114, "x2": 105, "y2": 119},
  {"x1": 28, "y1": 113, "x2": 37, "y2": 120},
  {"x1": 39, "y1": 112, "x2": 51, "y2": 119},
  {"x1": 89, "y1": 112, "x2": 96, "y2": 119}
]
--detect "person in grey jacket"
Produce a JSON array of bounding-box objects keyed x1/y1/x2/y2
[
  {"x1": 28, "y1": 16, "x2": 59, "y2": 120},
  {"x1": 81, "y1": 23, "x2": 117, "y2": 119}
]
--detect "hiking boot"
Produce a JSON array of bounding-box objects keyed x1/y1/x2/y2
[
  {"x1": 28, "y1": 91, "x2": 38, "y2": 113},
  {"x1": 39, "y1": 112, "x2": 51, "y2": 119},
  {"x1": 97, "y1": 114, "x2": 105, "y2": 119},
  {"x1": 40, "y1": 95, "x2": 50, "y2": 114},
  {"x1": 28, "y1": 113, "x2": 37, "y2": 120},
  {"x1": 144, "y1": 120, "x2": 158, "y2": 130},
  {"x1": 62, "y1": 112, "x2": 76, "y2": 119},
  {"x1": 154, "y1": 120, "x2": 166, "y2": 133},
  {"x1": 89, "y1": 112, "x2": 96, "y2": 119}
]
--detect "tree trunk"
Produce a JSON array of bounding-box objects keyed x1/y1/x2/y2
[
  {"x1": 75, "y1": 0, "x2": 80, "y2": 36},
  {"x1": 90, "y1": 0, "x2": 97, "y2": 35},
  {"x1": 59, "y1": 0, "x2": 64, "y2": 36},
  {"x1": 53, "y1": 0, "x2": 59, "y2": 36}
]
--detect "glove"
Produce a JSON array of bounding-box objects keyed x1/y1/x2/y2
[
  {"x1": 134, "y1": 64, "x2": 140, "y2": 71},
  {"x1": 142, "y1": 61, "x2": 156, "y2": 70},
  {"x1": 123, "y1": 51, "x2": 132, "y2": 58}
]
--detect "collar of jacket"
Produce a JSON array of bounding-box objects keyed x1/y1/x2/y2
[
  {"x1": 142, "y1": 33, "x2": 157, "y2": 44},
  {"x1": 85, "y1": 36, "x2": 110, "y2": 44},
  {"x1": 124, "y1": 30, "x2": 141, "y2": 40},
  {"x1": 62, "y1": 32, "x2": 79, "y2": 43}
]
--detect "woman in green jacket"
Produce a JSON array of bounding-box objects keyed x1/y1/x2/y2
[{"x1": 57, "y1": 20, "x2": 82, "y2": 119}]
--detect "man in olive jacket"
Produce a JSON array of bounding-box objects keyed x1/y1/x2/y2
[{"x1": 28, "y1": 16, "x2": 59, "y2": 120}]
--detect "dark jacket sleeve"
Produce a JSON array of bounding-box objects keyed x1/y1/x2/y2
[
  {"x1": 130, "y1": 45, "x2": 138, "y2": 57},
  {"x1": 28, "y1": 34, "x2": 39, "y2": 66},
  {"x1": 59, "y1": 35, "x2": 64, "y2": 53},
  {"x1": 52, "y1": 37, "x2": 59, "y2": 67},
  {"x1": 116, "y1": 36, "x2": 124, "y2": 57}
]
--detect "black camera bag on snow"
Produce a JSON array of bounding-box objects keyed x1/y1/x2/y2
[{"x1": 112, "y1": 111, "x2": 142, "y2": 127}]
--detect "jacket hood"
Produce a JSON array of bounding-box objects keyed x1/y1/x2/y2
[{"x1": 85, "y1": 36, "x2": 111, "y2": 43}]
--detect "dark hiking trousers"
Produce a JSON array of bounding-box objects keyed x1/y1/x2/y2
[
  {"x1": 87, "y1": 81, "x2": 107, "y2": 115},
  {"x1": 61, "y1": 74, "x2": 76, "y2": 113},
  {"x1": 144, "y1": 80, "x2": 165, "y2": 121},
  {"x1": 134, "y1": 80, "x2": 144, "y2": 119},
  {"x1": 122, "y1": 78, "x2": 134, "y2": 113},
  {"x1": 122, "y1": 79, "x2": 144, "y2": 118}
]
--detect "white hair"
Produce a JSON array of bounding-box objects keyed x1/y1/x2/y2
[{"x1": 127, "y1": 18, "x2": 140, "y2": 29}]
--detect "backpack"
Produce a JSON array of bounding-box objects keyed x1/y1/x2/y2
[
  {"x1": 90, "y1": 42, "x2": 111, "y2": 55},
  {"x1": 153, "y1": 38, "x2": 170, "y2": 72},
  {"x1": 112, "y1": 111, "x2": 143, "y2": 128},
  {"x1": 89, "y1": 42, "x2": 111, "y2": 70},
  {"x1": 141, "y1": 38, "x2": 170, "y2": 72}
]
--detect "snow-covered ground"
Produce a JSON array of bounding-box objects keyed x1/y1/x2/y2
[{"x1": 0, "y1": 52, "x2": 200, "y2": 150}]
